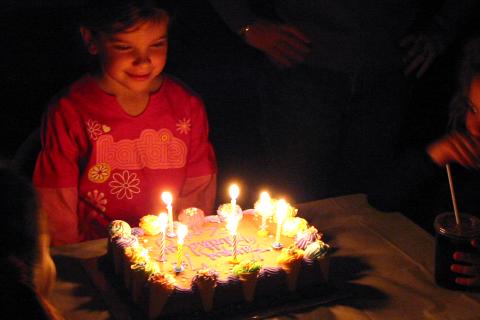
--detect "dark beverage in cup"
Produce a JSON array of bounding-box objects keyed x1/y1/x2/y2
[{"x1": 434, "y1": 212, "x2": 480, "y2": 291}]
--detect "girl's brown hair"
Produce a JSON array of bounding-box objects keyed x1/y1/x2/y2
[
  {"x1": 449, "y1": 38, "x2": 480, "y2": 129},
  {"x1": 80, "y1": 0, "x2": 174, "y2": 35}
]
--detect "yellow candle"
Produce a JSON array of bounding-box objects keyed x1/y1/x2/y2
[
  {"x1": 175, "y1": 223, "x2": 188, "y2": 272},
  {"x1": 177, "y1": 243, "x2": 183, "y2": 268},
  {"x1": 273, "y1": 199, "x2": 287, "y2": 248},
  {"x1": 161, "y1": 191, "x2": 175, "y2": 237}
]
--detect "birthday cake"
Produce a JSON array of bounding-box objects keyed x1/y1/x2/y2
[{"x1": 107, "y1": 201, "x2": 330, "y2": 319}]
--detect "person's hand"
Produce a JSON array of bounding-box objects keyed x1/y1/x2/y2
[
  {"x1": 427, "y1": 131, "x2": 480, "y2": 168},
  {"x1": 451, "y1": 239, "x2": 480, "y2": 287},
  {"x1": 400, "y1": 33, "x2": 439, "y2": 78},
  {"x1": 243, "y1": 19, "x2": 311, "y2": 68}
]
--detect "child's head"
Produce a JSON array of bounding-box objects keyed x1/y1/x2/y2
[
  {"x1": 449, "y1": 38, "x2": 480, "y2": 131},
  {"x1": 80, "y1": 0, "x2": 173, "y2": 37},
  {"x1": 465, "y1": 76, "x2": 480, "y2": 138},
  {"x1": 80, "y1": 0, "x2": 173, "y2": 94}
]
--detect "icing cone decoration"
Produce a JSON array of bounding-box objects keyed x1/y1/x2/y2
[
  {"x1": 232, "y1": 260, "x2": 262, "y2": 302},
  {"x1": 132, "y1": 261, "x2": 161, "y2": 304},
  {"x1": 277, "y1": 246, "x2": 304, "y2": 291},
  {"x1": 147, "y1": 272, "x2": 176, "y2": 319},
  {"x1": 131, "y1": 266, "x2": 149, "y2": 304},
  {"x1": 193, "y1": 269, "x2": 218, "y2": 312},
  {"x1": 123, "y1": 255, "x2": 133, "y2": 289},
  {"x1": 124, "y1": 246, "x2": 149, "y2": 290},
  {"x1": 304, "y1": 240, "x2": 330, "y2": 282},
  {"x1": 238, "y1": 272, "x2": 258, "y2": 302},
  {"x1": 108, "y1": 220, "x2": 133, "y2": 274},
  {"x1": 112, "y1": 244, "x2": 123, "y2": 275}
]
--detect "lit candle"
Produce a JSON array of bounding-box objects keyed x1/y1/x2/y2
[
  {"x1": 272, "y1": 199, "x2": 287, "y2": 249},
  {"x1": 256, "y1": 191, "x2": 273, "y2": 236},
  {"x1": 226, "y1": 214, "x2": 240, "y2": 264},
  {"x1": 158, "y1": 212, "x2": 168, "y2": 262},
  {"x1": 229, "y1": 184, "x2": 240, "y2": 215},
  {"x1": 161, "y1": 191, "x2": 176, "y2": 237},
  {"x1": 175, "y1": 223, "x2": 188, "y2": 272}
]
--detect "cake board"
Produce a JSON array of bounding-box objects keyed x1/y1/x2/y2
[{"x1": 81, "y1": 256, "x2": 350, "y2": 319}]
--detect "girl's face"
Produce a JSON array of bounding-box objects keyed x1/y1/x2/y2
[
  {"x1": 88, "y1": 19, "x2": 168, "y2": 95},
  {"x1": 466, "y1": 77, "x2": 480, "y2": 138}
]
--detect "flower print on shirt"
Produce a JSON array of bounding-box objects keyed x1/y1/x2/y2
[
  {"x1": 88, "y1": 163, "x2": 111, "y2": 183},
  {"x1": 86, "y1": 119, "x2": 104, "y2": 141},
  {"x1": 109, "y1": 170, "x2": 141, "y2": 200},
  {"x1": 102, "y1": 124, "x2": 111, "y2": 133},
  {"x1": 176, "y1": 118, "x2": 191, "y2": 135},
  {"x1": 86, "y1": 189, "x2": 108, "y2": 212}
]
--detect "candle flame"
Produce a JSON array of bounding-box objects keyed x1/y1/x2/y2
[
  {"x1": 260, "y1": 191, "x2": 270, "y2": 202},
  {"x1": 158, "y1": 212, "x2": 168, "y2": 231},
  {"x1": 177, "y1": 223, "x2": 188, "y2": 244},
  {"x1": 229, "y1": 184, "x2": 240, "y2": 200},
  {"x1": 259, "y1": 191, "x2": 274, "y2": 216},
  {"x1": 161, "y1": 191, "x2": 173, "y2": 205}
]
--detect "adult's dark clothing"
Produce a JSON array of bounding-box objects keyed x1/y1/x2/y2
[{"x1": 209, "y1": 0, "x2": 477, "y2": 202}]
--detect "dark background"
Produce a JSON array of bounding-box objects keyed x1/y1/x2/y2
[{"x1": 1, "y1": 1, "x2": 479, "y2": 205}]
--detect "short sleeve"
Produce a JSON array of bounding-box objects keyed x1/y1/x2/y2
[
  {"x1": 185, "y1": 96, "x2": 217, "y2": 178},
  {"x1": 33, "y1": 102, "x2": 84, "y2": 188}
]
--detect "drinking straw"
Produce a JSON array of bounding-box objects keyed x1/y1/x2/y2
[{"x1": 445, "y1": 164, "x2": 462, "y2": 226}]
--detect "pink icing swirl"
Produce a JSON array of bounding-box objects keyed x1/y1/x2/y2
[
  {"x1": 294, "y1": 227, "x2": 321, "y2": 250},
  {"x1": 115, "y1": 235, "x2": 138, "y2": 249}
]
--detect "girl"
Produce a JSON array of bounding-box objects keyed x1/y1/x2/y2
[
  {"x1": 34, "y1": 0, "x2": 217, "y2": 245},
  {"x1": 368, "y1": 38, "x2": 480, "y2": 287}
]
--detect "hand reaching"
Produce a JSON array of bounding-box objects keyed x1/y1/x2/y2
[
  {"x1": 400, "y1": 33, "x2": 439, "y2": 78},
  {"x1": 243, "y1": 19, "x2": 311, "y2": 68},
  {"x1": 427, "y1": 131, "x2": 480, "y2": 168},
  {"x1": 451, "y1": 239, "x2": 480, "y2": 287}
]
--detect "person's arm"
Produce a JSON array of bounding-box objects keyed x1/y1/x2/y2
[
  {"x1": 33, "y1": 106, "x2": 84, "y2": 246},
  {"x1": 208, "y1": 0, "x2": 256, "y2": 33},
  {"x1": 176, "y1": 96, "x2": 217, "y2": 215},
  {"x1": 369, "y1": 129, "x2": 480, "y2": 211},
  {"x1": 427, "y1": 131, "x2": 480, "y2": 169},
  {"x1": 401, "y1": 0, "x2": 478, "y2": 78},
  {"x1": 208, "y1": 0, "x2": 311, "y2": 68},
  {"x1": 33, "y1": 208, "x2": 56, "y2": 297}
]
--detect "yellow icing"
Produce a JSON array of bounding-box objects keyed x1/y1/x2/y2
[{"x1": 139, "y1": 215, "x2": 162, "y2": 235}]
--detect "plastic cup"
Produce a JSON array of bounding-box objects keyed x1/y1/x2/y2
[{"x1": 434, "y1": 212, "x2": 480, "y2": 290}]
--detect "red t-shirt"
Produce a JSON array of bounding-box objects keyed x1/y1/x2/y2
[{"x1": 34, "y1": 75, "x2": 216, "y2": 244}]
